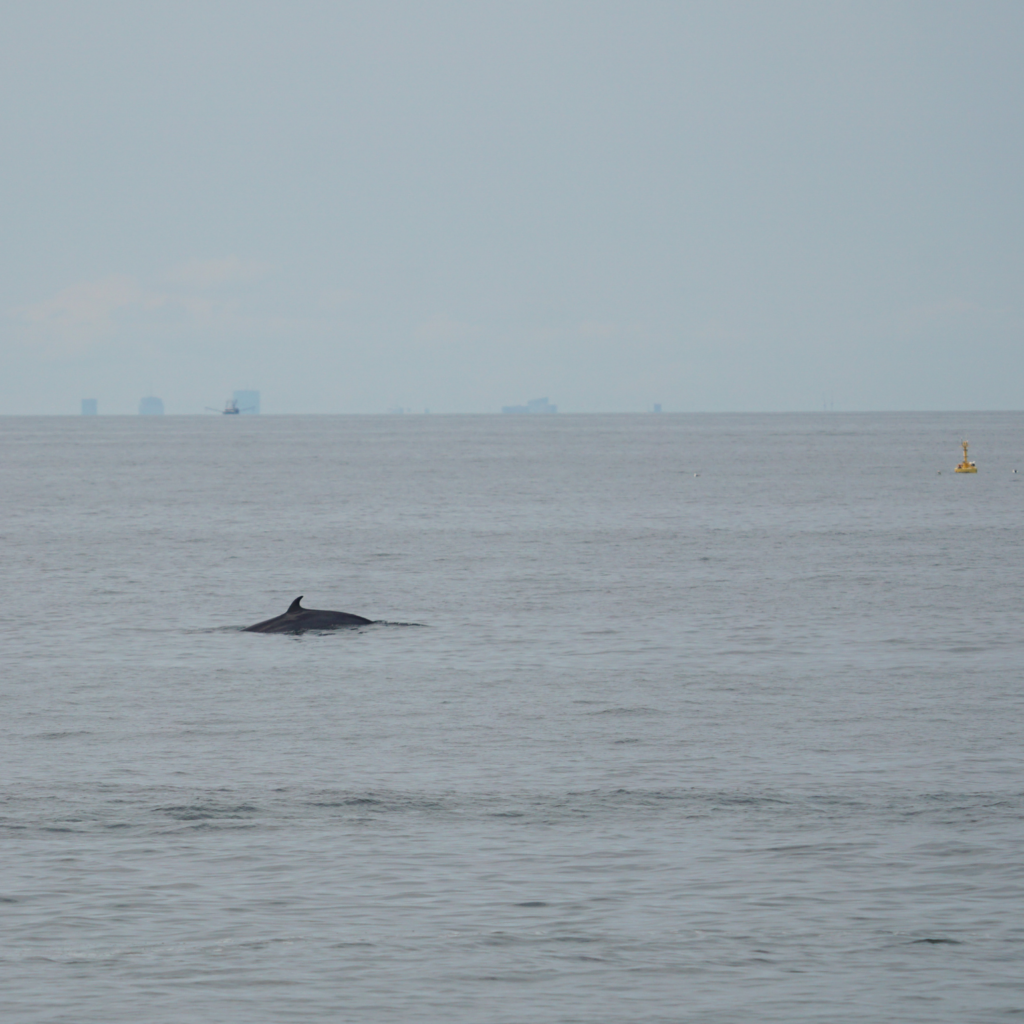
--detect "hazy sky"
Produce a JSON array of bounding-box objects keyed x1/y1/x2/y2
[{"x1": 2, "y1": 1, "x2": 1021, "y2": 414}]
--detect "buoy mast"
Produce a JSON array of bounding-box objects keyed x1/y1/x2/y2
[{"x1": 955, "y1": 440, "x2": 977, "y2": 473}]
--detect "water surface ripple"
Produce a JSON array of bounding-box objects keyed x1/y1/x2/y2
[{"x1": 1, "y1": 413, "x2": 1022, "y2": 1022}]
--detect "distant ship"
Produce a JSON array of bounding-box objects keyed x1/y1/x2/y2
[
  {"x1": 955, "y1": 440, "x2": 977, "y2": 473},
  {"x1": 206, "y1": 399, "x2": 253, "y2": 415}
]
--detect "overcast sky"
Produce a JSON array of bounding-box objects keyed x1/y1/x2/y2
[{"x1": 1, "y1": 1, "x2": 1021, "y2": 414}]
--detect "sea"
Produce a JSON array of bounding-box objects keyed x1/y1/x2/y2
[{"x1": 1, "y1": 412, "x2": 1022, "y2": 1023}]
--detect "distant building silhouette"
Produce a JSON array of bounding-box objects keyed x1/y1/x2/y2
[
  {"x1": 652, "y1": 403, "x2": 662, "y2": 413},
  {"x1": 233, "y1": 390, "x2": 260, "y2": 414},
  {"x1": 81, "y1": 399, "x2": 98, "y2": 416},
  {"x1": 138, "y1": 396, "x2": 164, "y2": 415},
  {"x1": 502, "y1": 397, "x2": 557, "y2": 414}
]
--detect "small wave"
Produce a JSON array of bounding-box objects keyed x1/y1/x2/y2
[
  {"x1": 306, "y1": 796, "x2": 383, "y2": 808},
  {"x1": 156, "y1": 802, "x2": 259, "y2": 821},
  {"x1": 303, "y1": 791, "x2": 449, "y2": 814},
  {"x1": 590, "y1": 706, "x2": 660, "y2": 716}
]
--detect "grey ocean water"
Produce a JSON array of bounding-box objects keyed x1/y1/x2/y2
[{"x1": 2, "y1": 413, "x2": 1022, "y2": 1023}]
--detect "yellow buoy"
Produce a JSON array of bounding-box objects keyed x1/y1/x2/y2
[{"x1": 955, "y1": 440, "x2": 977, "y2": 473}]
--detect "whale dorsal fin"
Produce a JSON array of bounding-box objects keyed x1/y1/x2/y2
[{"x1": 287, "y1": 596, "x2": 304, "y2": 613}]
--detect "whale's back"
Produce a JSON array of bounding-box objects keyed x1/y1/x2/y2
[{"x1": 245, "y1": 597, "x2": 372, "y2": 632}]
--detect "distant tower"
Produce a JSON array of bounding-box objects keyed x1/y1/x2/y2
[
  {"x1": 139, "y1": 396, "x2": 165, "y2": 415},
  {"x1": 81, "y1": 399, "x2": 98, "y2": 416},
  {"x1": 233, "y1": 390, "x2": 260, "y2": 414}
]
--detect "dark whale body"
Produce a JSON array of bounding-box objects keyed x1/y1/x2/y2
[{"x1": 245, "y1": 596, "x2": 373, "y2": 633}]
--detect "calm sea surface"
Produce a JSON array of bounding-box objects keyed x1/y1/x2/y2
[{"x1": 1, "y1": 412, "x2": 1022, "y2": 1023}]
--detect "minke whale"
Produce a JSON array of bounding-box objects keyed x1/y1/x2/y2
[{"x1": 244, "y1": 596, "x2": 373, "y2": 633}]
